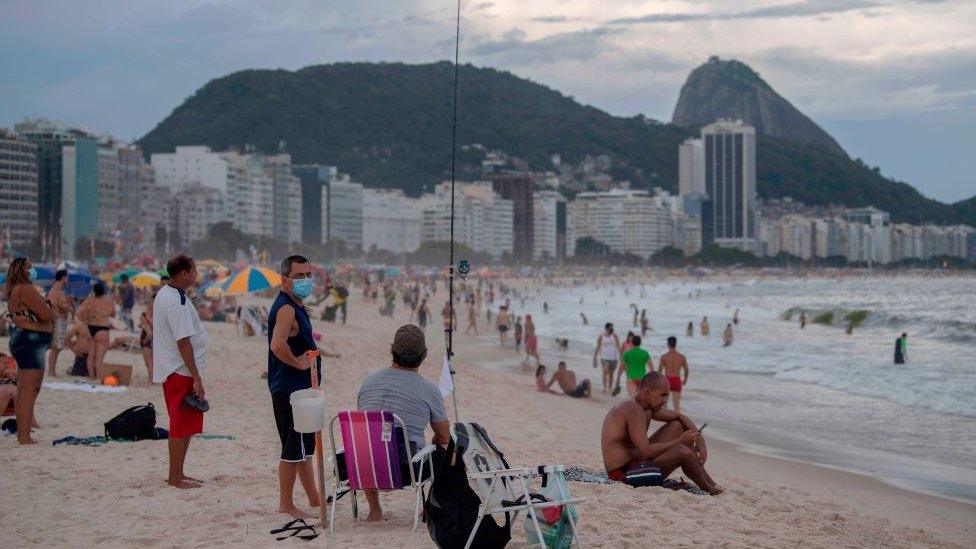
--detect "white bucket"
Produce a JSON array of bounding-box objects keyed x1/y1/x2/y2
[{"x1": 290, "y1": 388, "x2": 326, "y2": 433}]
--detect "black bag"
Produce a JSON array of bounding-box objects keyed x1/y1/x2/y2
[
  {"x1": 423, "y1": 438, "x2": 511, "y2": 549},
  {"x1": 104, "y1": 403, "x2": 158, "y2": 441}
]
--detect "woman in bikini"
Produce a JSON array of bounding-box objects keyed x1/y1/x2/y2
[
  {"x1": 5, "y1": 257, "x2": 54, "y2": 444},
  {"x1": 139, "y1": 296, "x2": 155, "y2": 383},
  {"x1": 77, "y1": 282, "x2": 115, "y2": 380}
]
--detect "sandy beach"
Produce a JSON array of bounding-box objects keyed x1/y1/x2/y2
[{"x1": 2, "y1": 284, "x2": 974, "y2": 548}]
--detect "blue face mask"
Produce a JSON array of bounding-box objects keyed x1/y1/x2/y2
[
  {"x1": 28, "y1": 267, "x2": 38, "y2": 282},
  {"x1": 291, "y1": 278, "x2": 314, "y2": 301}
]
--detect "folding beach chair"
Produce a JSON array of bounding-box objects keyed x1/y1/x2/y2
[
  {"x1": 451, "y1": 422, "x2": 584, "y2": 548},
  {"x1": 327, "y1": 410, "x2": 436, "y2": 534}
]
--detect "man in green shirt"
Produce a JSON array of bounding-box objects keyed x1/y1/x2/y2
[{"x1": 614, "y1": 335, "x2": 652, "y2": 396}]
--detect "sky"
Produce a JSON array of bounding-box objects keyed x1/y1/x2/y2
[{"x1": 1, "y1": 0, "x2": 974, "y2": 203}]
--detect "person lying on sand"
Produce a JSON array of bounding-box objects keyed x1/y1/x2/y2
[
  {"x1": 544, "y1": 361, "x2": 591, "y2": 398},
  {"x1": 601, "y1": 371, "x2": 723, "y2": 495}
]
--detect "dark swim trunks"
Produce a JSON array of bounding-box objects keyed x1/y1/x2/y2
[{"x1": 568, "y1": 379, "x2": 590, "y2": 398}]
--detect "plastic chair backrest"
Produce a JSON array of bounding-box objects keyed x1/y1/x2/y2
[
  {"x1": 454, "y1": 422, "x2": 515, "y2": 506},
  {"x1": 338, "y1": 410, "x2": 404, "y2": 491}
]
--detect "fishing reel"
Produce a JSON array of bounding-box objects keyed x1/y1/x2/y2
[{"x1": 457, "y1": 259, "x2": 470, "y2": 280}]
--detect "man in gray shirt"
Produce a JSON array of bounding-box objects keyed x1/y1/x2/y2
[{"x1": 356, "y1": 323, "x2": 450, "y2": 522}]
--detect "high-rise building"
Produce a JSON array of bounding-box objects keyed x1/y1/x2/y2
[
  {"x1": 422, "y1": 182, "x2": 513, "y2": 258},
  {"x1": 324, "y1": 177, "x2": 364, "y2": 251},
  {"x1": 570, "y1": 189, "x2": 672, "y2": 258},
  {"x1": 532, "y1": 190, "x2": 570, "y2": 262},
  {"x1": 60, "y1": 138, "x2": 100, "y2": 258},
  {"x1": 702, "y1": 119, "x2": 757, "y2": 252},
  {"x1": 151, "y1": 146, "x2": 231, "y2": 193},
  {"x1": 363, "y1": 189, "x2": 422, "y2": 254},
  {"x1": 0, "y1": 130, "x2": 39, "y2": 252},
  {"x1": 678, "y1": 138, "x2": 705, "y2": 196},
  {"x1": 15, "y1": 118, "x2": 88, "y2": 259},
  {"x1": 843, "y1": 207, "x2": 891, "y2": 264},
  {"x1": 292, "y1": 164, "x2": 337, "y2": 245},
  {"x1": 264, "y1": 153, "x2": 302, "y2": 244},
  {"x1": 171, "y1": 184, "x2": 226, "y2": 247},
  {"x1": 682, "y1": 193, "x2": 713, "y2": 249},
  {"x1": 778, "y1": 214, "x2": 813, "y2": 260},
  {"x1": 489, "y1": 174, "x2": 534, "y2": 261}
]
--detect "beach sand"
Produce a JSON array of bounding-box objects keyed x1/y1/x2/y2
[{"x1": 2, "y1": 287, "x2": 973, "y2": 548}]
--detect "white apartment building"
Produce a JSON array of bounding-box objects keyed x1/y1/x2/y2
[
  {"x1": 151, "y1": 146, "x2": 231, "y2": 193},
  {"x1": 678, "y1": 137, "x2": 705, "y2": 196},
  {"x1": 422, "y1": 182, "x2": 513, "y2": 258},
  {"x1": 570, "y1": 189, "x2": 672, "y2": 258},
  {"x1": 363, "y1": 189, "x2": 422, "y2": 254},
  {"x1": 0, "y1": 131, "x2": 39, "y2": 250},
  {"x1": 779, "y1": 214, "x2": 813, "y2": 260},
  {"x1": 533, "y1": 190, "x2": 572, "y2": 261},
  {"x1": 172, "y1": 184, "x2": 225, "y2": 246},
  {"x1": 756, "y1": 218, "x2": 781, "y2": 257},
  {"x1": 844, "y1": 207, "x2": 891, "y2": 264},
  {"x1": 323, "y1": 176, "x2": 364, "y2": 250},
  {"x1": 264, "y1": 153, "x2": 302, "y2": 244}
]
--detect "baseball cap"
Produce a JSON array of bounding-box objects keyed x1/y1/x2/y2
[{"x1": 392, "y1": 324, "x2": 427, "y2": 356}]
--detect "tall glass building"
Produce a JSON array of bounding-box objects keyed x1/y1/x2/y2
[{"x1": 702, "y1": 119, "x2": 758, "y2": 252}]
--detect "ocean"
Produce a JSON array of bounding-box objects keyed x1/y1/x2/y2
[{"x1": 489, "y1": 274, "x2": 976, "y2": 503}]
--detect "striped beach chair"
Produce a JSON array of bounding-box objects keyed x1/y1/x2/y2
[{"x1": 327, "y1": 410, "x2": 436, "y2": 534}]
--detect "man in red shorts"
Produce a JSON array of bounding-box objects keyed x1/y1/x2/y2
[
  {"x1": 600, "y1": 372, "x2": 722, "y2": 495},
  {"x1": 657, "y1": 336, "x2": 689, "y2": 413},
  {"x1": 153, "y1": 255, "x2": 209, "y2": 489}
]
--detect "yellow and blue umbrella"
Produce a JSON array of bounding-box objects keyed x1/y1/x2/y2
[{"x1": 218, "y1": 266, "x2": 281, "y2": 296}]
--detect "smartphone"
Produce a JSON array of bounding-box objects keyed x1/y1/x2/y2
[{"x1": 698, "y1": 422, "x2": 708, "y2": 433}]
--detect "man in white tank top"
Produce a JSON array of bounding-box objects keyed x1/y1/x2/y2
[{"x1": 593, "y1": 322, "x2": 621, "y2": 394}]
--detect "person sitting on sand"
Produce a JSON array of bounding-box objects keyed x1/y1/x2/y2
[
  {"x1": 357, "y1": 324, "x2": 450, "y2": 522},
  {"x1": 64, "y1": 321, "x2": 93, "y2": 376},
  {"x1": 0, "y1": 353, "x2": 40, "y2": 430},
  {"x1": 601, "y1": 371, "x2": 723, "y2": 495},
  {"x1": 535, "y1": 363, "x2": 553, "y2": 392},
  {"x1": 544, "y1": 361, "x2": 591, "y2": 398}
]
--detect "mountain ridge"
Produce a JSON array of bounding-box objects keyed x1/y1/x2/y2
[{"x1": 138, "y1": 61, "x2": 972, "y2": 226}]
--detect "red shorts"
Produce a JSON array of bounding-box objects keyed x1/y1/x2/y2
[
  {"x1": 163, "y1": 373, "x2": 203, "y2": 438},
  {"x1": 667, "y1": 376, "x2": 682, "y2": 392},
  {"x1": 526, "y1": 335, "x2": 537, "y2": 352}
]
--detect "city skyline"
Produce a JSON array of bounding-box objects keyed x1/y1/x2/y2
[{"x1": 1, "y1": 0, "x2": 974, "y2": 203}]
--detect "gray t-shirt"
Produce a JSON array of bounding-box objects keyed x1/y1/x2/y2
[{"x1": 357, "y1": 368, "x2": 448, "y2": 447}]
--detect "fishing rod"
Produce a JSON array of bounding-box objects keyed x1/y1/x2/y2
[{"x1": 445, "y1": 0, "x2": 462, "y2": 422}]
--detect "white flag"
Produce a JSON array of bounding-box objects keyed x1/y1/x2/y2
[{"x1": 439, "y1": 355, "x2": 454, "y2": 397}]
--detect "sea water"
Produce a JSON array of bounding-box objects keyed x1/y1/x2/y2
[{"x1": 501, "y1": 275, "x2": 976, "y2": 502}]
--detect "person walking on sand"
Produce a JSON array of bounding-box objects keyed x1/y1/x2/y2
[
  {"x1": 658, "y1": 336, "x2": 689, "y2": 413},
  {"x1": 496, "y1": 306, "x2": 510, "y2": 346},
  {"x1": 268, "y1": 255, "x2": 323, "y2": 518},
  {"x1": 514, "y1": 316, "x2": 523, "y2": 353},
  {"x1": 5, "y1": 258, "x2": 54, "y2": 444},
  {"x1": 524, "y1": 314, "x2": 540, "y2": 364},
  {"x1": 593, "y1": 323, "x2": 622, "y2": 394},
  {"x1": 46, "y1": 269, "x2": 72, "y2": 377},
  {"x1": 153, "y1": 255, "x2": 209, "y2": 489},
  {"x1": 465, "y1": 302, "x2": 478, "y2": 334},
  {"x1": 722, "y1": 323, "x2": 733, "y2": 347},
  {"x1": 614, "y1": 335, "x2": 651, "y2": 396},
  {"x1": 700, "y1": 316, "x2": 710, "y2": 336},
  {"x1": 686, "y1": 321, "x2": 694, "y2": 337}
]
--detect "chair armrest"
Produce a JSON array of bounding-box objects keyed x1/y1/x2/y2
[{"x1": 411, "y1": 444, "x2": 437, "y2": 463}]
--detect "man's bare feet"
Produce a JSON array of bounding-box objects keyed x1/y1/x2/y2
[
  {"x1": 168, "y1": 479, "x2": 201, "y2": 489},
  {"x1": 182, "y1": 475, "x2": 204, "y2": 484},
  {"x1": 280, "y1": 506, "x2": 314, "y2": 519},
  {"x1": 364, "y1": 510, "x2": 384, "y2": 522},
  {"x1": 708, "y1": 486, "x2": 725, "y2": 496},
  {"x1": 17, "y1": 437, "x2": 37, "y2": 445}
]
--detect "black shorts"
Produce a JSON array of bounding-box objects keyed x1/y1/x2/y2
[
  {"x1": 498, "y1": 325, "x2": 508, "y2": 333},
  {"x1": 568, "y1": 379, "x2": 590, "y2": 398},
  {"x1": 272, "y1": 391, "x2": 317, "y2": 462}
]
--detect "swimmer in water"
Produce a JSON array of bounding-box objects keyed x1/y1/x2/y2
[{"x1": 722, "y1": 324, "x2": 733, "y2": 347}]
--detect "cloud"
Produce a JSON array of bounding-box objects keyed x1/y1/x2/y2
[
  {"x1": 608, "y1": 0, "x2": 881, "y2": 25},
  {"x1": 531, "y1": 15, "x2": 583, "y2": 23},
  {"x1": 468, "y1": 27, "x2": 621, "y2": 64}
]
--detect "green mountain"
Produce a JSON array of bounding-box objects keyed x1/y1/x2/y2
[{"x1": 138, "y1": 61, "x2": 972, "y2": 225}]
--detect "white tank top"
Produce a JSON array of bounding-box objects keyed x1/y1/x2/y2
[{"x1": 599, "y1": 333, "x2": 618, "y2": 360}]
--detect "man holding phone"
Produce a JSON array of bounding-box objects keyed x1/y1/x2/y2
[{"x1": 600, "y1": 371, "x2": 723, "y2": 495}]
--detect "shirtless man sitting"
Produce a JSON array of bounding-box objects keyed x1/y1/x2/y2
[
  {"x1": 601, "y1": 371, "x2": 723, "y2": 495},
  {"x1": 64, "y1": 321, "x2": 93, "y2": 376},
  {"x1": 658, "y1": 336, "x2": 689, "y2": 413},
  {"x1": 544, "y1": 361, "x2": 591, "y2": 398}
]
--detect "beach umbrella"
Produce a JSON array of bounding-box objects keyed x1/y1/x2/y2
[
  {"x1": 130, "y1": 271, "x2": 162, "y2": 288},
  {"x1": 218, "y1": 265, "x2": 281, "y2": 296},
  {"x1": 197, "y1": 259, "x2": 225, "y2": 270},
  {"x1": 199, "y1": 279, "x2": 226, "y2": 298},
  {"x1": 112, "y1": 267, "x2": 140, "y2": 283},
  {"x1": 0, "y1": 265, "x2": 56, "y2": 285}
]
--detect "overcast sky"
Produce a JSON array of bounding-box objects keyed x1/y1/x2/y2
[{"x1": 2, "y1": 0, "x2": 974, "y2": 202}]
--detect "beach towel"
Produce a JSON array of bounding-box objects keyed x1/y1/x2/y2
[
  {"x1": 53, "y1": 433, "x2": 235, "y2": 446},
  {"x1": 564, "y1": 466, "x2": 709, "y2": 496},
  {"x1": 43, "y1": 381, "x2": 127, "y2": 394}
]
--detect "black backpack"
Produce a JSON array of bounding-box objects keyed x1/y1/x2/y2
[
  {"x1": 423, "y1": 435, "x2": 512, "y2": 549},
  {"x1": 104, "y1": 403, "x2": 158, "y2": 441}
]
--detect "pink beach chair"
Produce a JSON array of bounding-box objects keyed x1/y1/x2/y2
[{"x1": 327, "y1": 410, "x2": 436, "y2": 534}]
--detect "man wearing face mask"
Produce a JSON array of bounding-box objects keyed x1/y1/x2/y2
[{"x1": 268, "y1": 255, "x2": 323, "y2": 519}]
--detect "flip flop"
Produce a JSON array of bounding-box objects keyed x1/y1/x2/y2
[{"x1": 271, "y1": 518, "x2": 319, "y2": 541}]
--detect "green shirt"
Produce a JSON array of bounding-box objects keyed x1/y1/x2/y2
[{"x1": 622, "y1": 347, "x2": 650, "y2": 381}]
